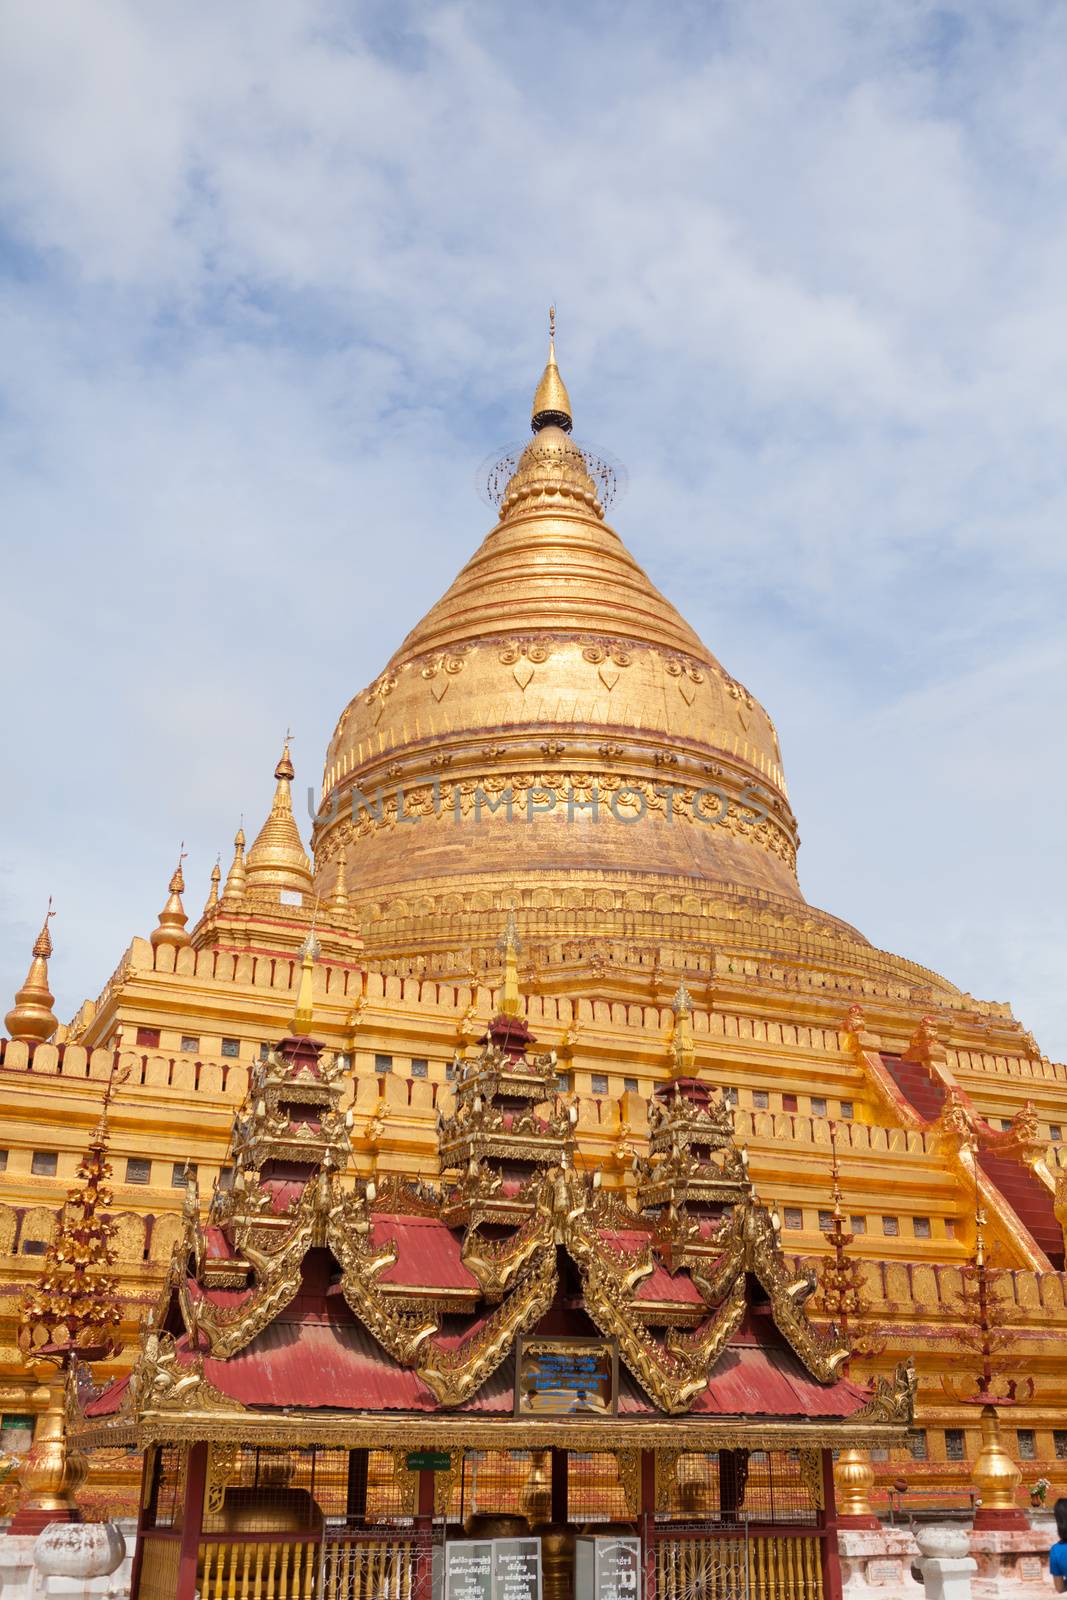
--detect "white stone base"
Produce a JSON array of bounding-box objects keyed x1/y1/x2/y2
[
  {"x1": 0, "y1": 1523, "x2": 135, "y2": 1600},
  {"x1": 838, "y1": 1526, "x2": 923, "y2": 1596}
]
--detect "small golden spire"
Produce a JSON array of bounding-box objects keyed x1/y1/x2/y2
[
  {"x1": 203, "y1": 857, "x2": 221, "y2": 916},
  {"x1": 290, "y1": 928, "x2": 321, "y2": 1034},
  {"x1": 531, "y1": 305, "x2": 573, "y2": 434},
  {"x1": 497, "y1": 908, "x2": 522, "y2": 1018},
  {"x1": 328, "y1": 855, "x2": 350, "y2": 919},
  {"x1": 5, "y1": 902, "x2": 58, "y2": 1044},
  {"x1": 668, "y1": 981, "x2": 696, "y2": 1079},
  {"x1": 246, "y1": 738, "x2": 313, "y2": 898},
  {"x1": 222, "y1": 825, "x2": 247, "y2": 906},
  {"x1": 151, "y1": 846, "x2": 192, "y2": 950}
]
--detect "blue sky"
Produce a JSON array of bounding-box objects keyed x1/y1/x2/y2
[{"x1": 2, "y1": 0, "x2": 1066, "y2": 1056}]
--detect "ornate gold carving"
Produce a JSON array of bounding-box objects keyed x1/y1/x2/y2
[
  {"x1": 796, "y1": 1448, "x2": 825, "y2": 1511},
  {"x1": 615, "y1": 1447, "x2": 640, "y2": 1518},
  {"x1": 206, "y1": 1442, "x2": 239, "y2": 1515},
  {"x1": 851, "y1": 1361, "x2": 917, "y2": 1426}
]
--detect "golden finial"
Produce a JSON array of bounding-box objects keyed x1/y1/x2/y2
[
  {"x1": 668, "y1": 980, "x2": 696, "y2": 1079},
  {"x1": 531, "y1": 306, "x2": 573, "y2": 434},
  {"x1": 151, "y1": 846, "x2": 192, "y2": 951},
  {"x1": 33, "y1": 900, "x2": 55, "y2": 960},
  {"x1": 222, "y1": 825, "x2": 247, "y2": 906},
  {"x1": 275, "y1": 731, "x2": 295, "y2": 782},
  {"x1": 496, "y1": 908, "x2": 523, "y2": 1018},
  {"x1": 5, "y1": 901, "x2": 59, "y2": 1044}
]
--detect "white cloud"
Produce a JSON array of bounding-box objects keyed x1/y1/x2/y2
[{"x1": 1, "y1": 0, "x2": 1066, "y2": 1055}]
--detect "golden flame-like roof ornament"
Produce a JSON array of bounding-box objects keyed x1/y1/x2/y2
[
  {"x1": 203, "y1": 857, "x2": 221, "y2": 916},
  {"x1": 151, "y1": 848, "x2": 192, "y2": 951},
  {"x1": 290, "y1": 928, "x2": 321, "y2": 1035},
  {"x1": 5, "y1": 901, "x2": 59, "y2": 1044},
  {"x1": 531, "y1": 305, "x2": 573, "y2": 434},
  {"x1": 246, "y1": 737, "x2": 313, "y2": 899},
  {"x1": 496, "y1": 908, "x2": 523, "y2": 1018},
  {"x1": 327, "y1": 854, "x2": 350, "y2": 920},
  {"x1": 668, "y1": 981, "x2": 696, "y2": 1079}
]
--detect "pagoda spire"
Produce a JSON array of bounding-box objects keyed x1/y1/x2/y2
[
  {"x1": 5, "y1": 902, "x2": 59, "y2": 1044},
  {"x1": 245, "y1": 736, "x2": 313, "y2": 898},
  {"x1": 151, "y1": 848, "x2": 192, "y2": 950},
  {"x1": 221, "y1": 824, "x2": 247, "y2": 906},
  {"x1": 531, "y1": 305, "x2": 573, "y2": 434}
]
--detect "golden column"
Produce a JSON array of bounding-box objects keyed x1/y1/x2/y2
[
  {"x1": 944, "y1": 1195, "x2": 1029, "y2": 1531},
  {"x1": 819, "y1": 1123, "x2": 881, "y2": 1527}
]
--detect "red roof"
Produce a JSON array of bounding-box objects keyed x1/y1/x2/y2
[
  {"x1": 371, "y1": 1215, "x2": 479, "y2": 1293},
  {"x1": 85, "y1": 1299, "x2": 863, "y2": 1422}
]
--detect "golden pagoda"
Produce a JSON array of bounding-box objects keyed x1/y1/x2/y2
[{"x1": 3, "y1": 319, "x2": 1066, "y2": 1543}]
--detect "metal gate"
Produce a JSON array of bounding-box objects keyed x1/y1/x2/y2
[{"x1": 653, "y1": 1527, "x2": 824, "y2": 1600}]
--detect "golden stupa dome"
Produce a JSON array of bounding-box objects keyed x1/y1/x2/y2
[{"x1": 313, "y1": 320, "x2": 874, "y2": 971}]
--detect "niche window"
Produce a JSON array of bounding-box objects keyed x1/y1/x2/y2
[
  {"x1": 591, "y1": 1074, "x2": 609, "y2": 1095},
  {"x1": 125, "y1": 1158, "x2": 151, "y2": 1185},
  {"x1": 136, "y1": 1027, "x2": 160, "y2": 1049},
  {"x1": 411, "y1": 1058, "x2": 429, "y2": 1079},
  {"x1": 31, "y1": 1151, "x2": 57, "y2": 1177},
  {"x1": 221, "y1": 1038, "x2": 240, "y2": 1059}
]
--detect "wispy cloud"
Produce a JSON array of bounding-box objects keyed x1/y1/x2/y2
[{"x1": 1, "y1": 0, "x2": 1065, "y2": 1054}]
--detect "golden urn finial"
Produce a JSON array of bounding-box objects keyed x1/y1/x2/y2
[
  {"x1": 151, "y1": 846, "x2": 192, "y2": 951},
  {"x1": 497, "y1": 908, "x2": 523, "y2": 1018},
  {"x1": 971, "y1": 1403, "x2": 1023, "y2": 1519},
  {"x1": 290, "y1": 927, "x2": 321, "y2": 1035},
  {"x1": 222, "y1": 824, "x2": 248, "y2": 906},
  {"x1": 5, "y1": 901, "x2": 59, "y2": 1044},
  {"x1": 246, "y1": 738, "x2": 313, "y2": 898},
  {"x1": 531, "y1": 305, "x2": 573, "y2": 434}
]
